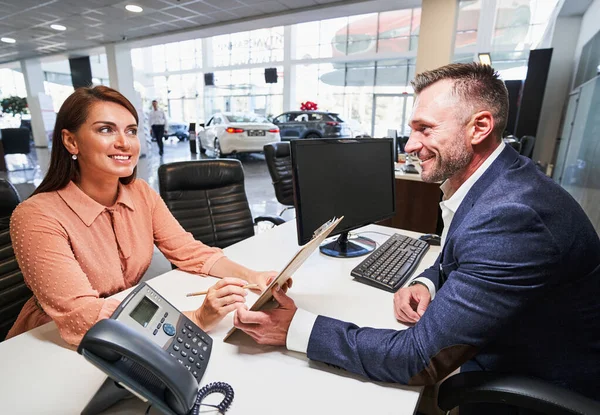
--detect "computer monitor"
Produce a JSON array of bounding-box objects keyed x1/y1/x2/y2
[{"x1": 291, "y1": 138, "x2": 396, "y2": 258}]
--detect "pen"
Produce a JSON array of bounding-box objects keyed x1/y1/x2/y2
[{"x1": 185, "y1": 283, "x2": 260, "y2": 297}]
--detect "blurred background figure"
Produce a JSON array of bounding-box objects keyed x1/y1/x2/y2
[{"x1": 149, "y1": 99, "x2": 167, "y2": 156}]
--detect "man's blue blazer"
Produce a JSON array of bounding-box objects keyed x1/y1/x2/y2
[{"x1": 307, "y1": 145, "x2": 600, "y2": 399}]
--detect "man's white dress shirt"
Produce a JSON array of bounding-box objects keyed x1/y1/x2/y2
[
  {"x1": 148, "y1": 109, "x2": 167, "y2": 128},
  {"x1": 286, "y1": 141, "x2": 506, "y2": 354}
]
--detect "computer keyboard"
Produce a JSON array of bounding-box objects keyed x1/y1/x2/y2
[{"x1": 351, "y1": 233, "x2": 430, "y2": 292}]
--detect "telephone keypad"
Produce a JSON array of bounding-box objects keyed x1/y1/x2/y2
[
  {"x1": 188, "y1": 356, "x2": 194, "y2": 363},
  {"x1": 184, "y1": 343, "x2": 190, "y2": 349},
  {"x1": 176, "y1": 337, "x2": 183, "y2": 343},
  {"x1": 181, "y1": 351, "x2": 187, "y2": 357},
  {"x1": 191, "y1": 348, "x2": 198, "y2": 355},
  {"x1": 181, "y1": 328, "x2": 187, "y2": 335},
  {"x1": 173, "y1": 344, "x2": 180, "y2": 351},
  {"x1": 192, "y1": 371, "x2": 198, "y2": 378}
]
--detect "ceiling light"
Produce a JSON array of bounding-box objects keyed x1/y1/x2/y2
[
  {"x1": 125, "y1": 4, "x2": 143, "y2": 13},
  {"x1": 478, "y1": 53, "x2": 492, "y2": 66},
  {"x1": 1, "y1": 37, "x2": 16, "y2": 44},
  {"x1": 50, "y1": 24, "x2": 67, "y2": 31}
]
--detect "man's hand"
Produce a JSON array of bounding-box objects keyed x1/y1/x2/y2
[
  {"x1": 233, "y1": 285, "x2": 297, "y2": 346},
  {"x1": 394, "y1": 283, "x2": 431, "y2": 325}
]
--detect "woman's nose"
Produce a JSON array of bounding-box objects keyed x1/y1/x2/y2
[{"x1": 115, "y1": 133, "x2": 131, "y2": 149}]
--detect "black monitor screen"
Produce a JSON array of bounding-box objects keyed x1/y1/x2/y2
[{"x1": 291, "y1": 139, "x2": 395, "y2": 245}]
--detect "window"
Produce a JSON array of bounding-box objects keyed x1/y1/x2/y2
[
  {"x1": 454, "y1": 0, "x2": 480, "y2": 51},
  {"x1": 225, "y1": 114, "x2": 269, "y2": 123},
  {"x1": 492, "y1": 0, "x2": 560, "y2": 50},
  {"x1": 294, "y1": 10, "x2": 420, "y2": 60}
]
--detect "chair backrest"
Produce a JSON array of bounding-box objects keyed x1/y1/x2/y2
[
  {"x1": 0, "y1": 128, "x2": 31, "y2": 155},
  {"x1": 520, "y1": 135, "x2": 536, "y2": 158},
  {"x1": 263, "y1": 142, "x2": 294, "y2": 206},
  {"x1": 158, "y1": 160, "x2": 255, "y2": 249},
  {"x1": 503, "y1": 136, "x2": 522, "y2": 153},
  {"x1": 0, "y1": 179, "x2": 31, "y2": 341}
]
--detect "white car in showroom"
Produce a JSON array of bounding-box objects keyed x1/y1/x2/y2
[{"x1": 198, "y1": 112, "x2": 281, "y2": 158}]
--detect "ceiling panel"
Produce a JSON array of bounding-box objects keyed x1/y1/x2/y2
[{"x1": 0, "y1": 0, "x2": 380, "y2": 65}]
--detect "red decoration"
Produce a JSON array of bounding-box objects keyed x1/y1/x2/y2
[{"x1": 300, "y1": 101, "x2": 318, "y2": 111}]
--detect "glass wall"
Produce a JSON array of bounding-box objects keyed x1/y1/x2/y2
[
  {"x1": 453, "y1": 0, "x2": 560, "y2": 80},
  {"x1": 0, "y1": 68, "x2": 27, "y2": 129}
]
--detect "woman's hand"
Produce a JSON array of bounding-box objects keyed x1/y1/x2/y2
[
  {"x1": 251, "y1": 271, "x2": 293, "y2": 293},
  {"x1": 192, "y1": 277, "x2": 249, "y2": 332}
]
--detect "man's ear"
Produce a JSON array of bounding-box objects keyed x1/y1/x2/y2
[
  {"x1": 470, "y1": 111, "x2": 494, "y2": 145},
  {"x1": 62, "y1": 129, "x2": 78, "y2": 155}
]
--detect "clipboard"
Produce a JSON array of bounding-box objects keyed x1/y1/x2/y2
[{"x1": 223, "y1": 216, "x2": 344, "y2": 341}]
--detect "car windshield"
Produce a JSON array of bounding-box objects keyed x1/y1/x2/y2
[{"x1": 226, "y1": 114, "x2": 269, "y2": 123}]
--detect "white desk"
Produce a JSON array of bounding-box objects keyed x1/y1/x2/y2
[{"x1": 0, "y1": 222, "x2": 440, "y2": 415}]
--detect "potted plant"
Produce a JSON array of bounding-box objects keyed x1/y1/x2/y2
[{"x1": 1, "y1": 96, "x2": 28, "y2": 118}]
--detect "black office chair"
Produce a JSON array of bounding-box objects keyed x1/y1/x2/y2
[
  {"x1": 519, "y1": 135, "x2": 536, "y2": 159},
  {"x1": 263, "y1": 142, "x2": 294, "y2": 216},
  {"x1": 158, "y1": 160, "x2": 284, "y2": 251},
  {"x1": 438, "y1": 372, "x2": 600, "y2": 415},
  {"x1": 503, "y1": 135, "x2": 522, "y2": 153},
  {"x1": 0, "y1": 128, "x2": 34, "y2": 171},
  {"x1": 0, "y1": 179, "x2": 31, "y2": 341}
]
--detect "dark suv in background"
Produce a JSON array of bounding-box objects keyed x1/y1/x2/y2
[{"x1": 272, "y1": 111, "x2": 352, "y2": 140}]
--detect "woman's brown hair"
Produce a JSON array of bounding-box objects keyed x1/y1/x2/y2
[{"x1": 32, "y1": 86, "x2": 138, "y2": 196}]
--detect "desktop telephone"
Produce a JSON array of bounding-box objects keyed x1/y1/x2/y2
[{"x1": 78, "y1": 283, "x2": 226, "y2": 415}]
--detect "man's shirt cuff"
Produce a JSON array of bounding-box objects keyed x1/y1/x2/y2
[
  {"x1": 286, "y1": 308, "x2": 318, "y2": 353},
  {"x1": 412, "y1": 277, "x2": 436, "y2": 300}
]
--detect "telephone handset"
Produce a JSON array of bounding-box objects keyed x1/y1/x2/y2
[{"x1": 78, "y1": 283, "x2": 214, "y2": 415}]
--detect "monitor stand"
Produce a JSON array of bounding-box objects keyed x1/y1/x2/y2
[{"x1": 319, "y1": 231, "x2": 376, "y2": 258}]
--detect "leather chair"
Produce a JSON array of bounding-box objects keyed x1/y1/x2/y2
[
  {"x1": 158, "y1": 159, "x2": 284, "y2": 250},
  {"x1": 0, "y1": 128, "x2": 34, "y2": 171},
  {"x1": 503, "y1": 135, "x2": 522, "y2": 153},
  {"x1": 0, "y1": 179, "x2": 31, "y2": 341},
  {"x1": 263, "y1": 142, "x2": 294, "y2": 216},
  {"x1": 438, "y1": 372, "x2": 600, "y2": 415},
  {"x1": 519, "y1": 135, "x2": 536, "y2": 159}
]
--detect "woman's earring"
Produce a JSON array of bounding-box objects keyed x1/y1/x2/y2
[{"x1": 72, "y1": 154, "x2": 78, "y2": 160}]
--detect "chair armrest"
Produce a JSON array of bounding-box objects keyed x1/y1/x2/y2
[
  {"x1": 438, "y1": 372, "x2": 600, "y2": 415},
  {"x1": 254, "y1": 216, "x2": 286, "y2": 226}
]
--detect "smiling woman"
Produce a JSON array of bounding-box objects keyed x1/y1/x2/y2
[{"x1": 5, "y1": 86, "x2": 281, "y2": 346}]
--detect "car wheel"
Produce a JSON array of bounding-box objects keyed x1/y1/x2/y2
[
  {"x1": 305, "y1": 133, "x2": 321, "y2": 139},
  {"x1": 214, "y1": 138, "x2": 222, "y2": 158}
]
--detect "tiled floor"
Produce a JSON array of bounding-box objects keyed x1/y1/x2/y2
[{"x1": 2, "y1": 138, "x2": 294, "y2": 279}]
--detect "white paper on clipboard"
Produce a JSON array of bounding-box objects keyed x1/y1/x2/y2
[{"x1": 223, "y1": 216, "x2": 344, "y2": 341}]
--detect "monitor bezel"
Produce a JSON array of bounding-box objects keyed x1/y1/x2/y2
[{"x1": 290, "y1": 138, "x2": 397, "y2": 246}]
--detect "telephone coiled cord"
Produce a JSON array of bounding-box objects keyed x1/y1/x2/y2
[{"x1": 191, "y1": 382, "x2": 234, "y2": 414}]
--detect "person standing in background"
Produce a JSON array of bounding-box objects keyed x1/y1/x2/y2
[{"x1": 149, "y1": 99, "x2": 167, "y2": 156}]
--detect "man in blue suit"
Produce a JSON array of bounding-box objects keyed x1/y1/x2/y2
[{"x1": 234, "y1": 63, "x2": 600, "y2": 409}]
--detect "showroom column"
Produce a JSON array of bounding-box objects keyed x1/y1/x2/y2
[
  {"x1": 106, "y1": 43, "x2": 147, "y2": 157},
  {"x1": 20, "y1": 58, "x2": 49, "y2": 148},
  {"x1": 283, "y1": 25, "x2": 296, "y2": 112},
  {"x1": 415, "y1": 0, "x2": 459, "y2": 74}
]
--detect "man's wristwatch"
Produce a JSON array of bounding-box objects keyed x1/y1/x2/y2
[{"x1": 408, "y1": 280, "x2": 428, "y2": 289}]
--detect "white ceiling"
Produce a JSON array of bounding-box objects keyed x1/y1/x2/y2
[{"x1": 0, "y1": 0, "x2": 381, "y2": 65}]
